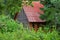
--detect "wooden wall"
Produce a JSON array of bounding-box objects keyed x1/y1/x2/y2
[{"x1": 16, "y1": 9, "x2": 29, "y2": 28}]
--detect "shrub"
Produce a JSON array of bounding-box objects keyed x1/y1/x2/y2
[
  {"x1": 0, "y1": 15, "x2": 23, "y2": 33},
  {"x1": 0, "y1": 15, "x2": 60, "y2": 40}
]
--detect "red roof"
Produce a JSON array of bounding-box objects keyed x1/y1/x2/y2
[
  {"x1": 32, "y1": 1, "x2": 44, "y2": 8},
  {"x1": 32, "y1": 1, "x2": 44, "y2": 14},
  {"x1": 23, "y1": 2, "x2": 45, "y2": 22}
]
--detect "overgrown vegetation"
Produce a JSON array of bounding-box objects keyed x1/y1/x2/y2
[
  {"x1": 0, "y1": 0, "x2": 22, "y2": 19},
  {"x1": 0, "y1": 15, "x2": 59, "y2": 40},
  {"x1": 0, "y1": 0, "x2": 60, "y2": 40},
  {"x1": 40, "y1": 0, "x2": 60, "y2": 31},
  {"x1": 40, "y1": 0, "x2": 60, "y2": 39}
]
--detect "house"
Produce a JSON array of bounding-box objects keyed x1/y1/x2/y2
[{"x1": 14, "y1": 1, "x2": 45, "y2": 31}]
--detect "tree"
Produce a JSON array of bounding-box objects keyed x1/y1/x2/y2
[
  {"x1": 0, "y1": 0, "x2": 22, "y2": 18},
  {"x1": 40, "y1": 0, "x2": 60, "y2": 28}
]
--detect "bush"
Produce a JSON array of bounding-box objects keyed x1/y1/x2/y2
[
  {"x1": 0, "y1": 15, "x2": 23, "y2": 33},
  {"x1": 0, "y1": 15, "x2": 60, "y2": 40}
]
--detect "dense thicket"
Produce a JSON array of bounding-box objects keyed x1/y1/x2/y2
[
  {"x1": 0, "y1": 0, "x2": 22, "y2": 18},
  {"x1": 40, "y1": 0, "x2": 60, "y2": 29},
  {"x1": 0, "y1": 15, "x2": 59, "y2": 40},
  {"x1": 0, "y1": 0, "x2": 60, "y2": 40}
]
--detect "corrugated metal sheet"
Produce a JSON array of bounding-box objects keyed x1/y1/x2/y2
[
  {"x1": 32, "y1": 2, "x2": 44, "y2": 14},
  {"x1": 32, "y1": 1, "x2": 44, "y2": 8},
  {"x1": 23, "y1": 5, "x2": 45, "y2": 22},
  {"x1": 16, "y1": 2, "x2": 45, "y2": 23}
]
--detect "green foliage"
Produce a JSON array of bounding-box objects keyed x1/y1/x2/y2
[
  {"x1": 0, "y1": 27, "x2": 59, "y2": 40},
  {"x1": 0, "y1": 0, "x2": 60, "y2": 40},
  {"x1": 0, "y1": 15, "x2": 60, "y2": 40},
  {"x1": 0, "y1": 15, "x2": 23, "y2": 33},
  {"x1": 40, "y1": 0, "x2": 60, "y2": 27},
  {"x1": 0, "y1": 0, "x2": 22, "y2": 18}
]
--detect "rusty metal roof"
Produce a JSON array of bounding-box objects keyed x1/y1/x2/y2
[
  {"x1": 23, "y1": 2, "x2": 45, "y2": 22},
  {"x1": 32, "y1": 1, "x2": 44, "y2": 14},
  {"x1": 32, "y1": 1, "x2": 44, "y2": 8}
]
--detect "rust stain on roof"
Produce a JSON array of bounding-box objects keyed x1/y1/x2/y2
[{"x1": 23, "y1": 2, "x2": 45, "y2": 22}]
